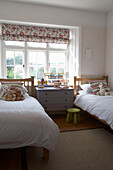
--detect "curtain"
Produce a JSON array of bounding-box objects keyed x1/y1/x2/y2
[{"x1": 2, "y1": 24, "x2": 69, "y2": 44}]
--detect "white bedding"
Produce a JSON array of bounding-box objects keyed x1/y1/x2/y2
[
  {"x1": 0, "y1": 94, "x2": 59, "y2": 151},
  {"x1": 74, "y1": 93, "x2": 113, "y2": 130}
]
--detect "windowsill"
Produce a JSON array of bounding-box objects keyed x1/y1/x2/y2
[{"x1": 35, "y1": 84, "x2": 54, "y2": 87}]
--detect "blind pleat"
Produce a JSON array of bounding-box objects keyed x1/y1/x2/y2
[{"x1": 2, "y1": 24, "x2": 69, "y2": 44}]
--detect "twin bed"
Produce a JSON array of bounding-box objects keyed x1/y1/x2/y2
[
  {"x1": 73, "y1": 76, "x2": 113, "y2": 130},
  {"x1": 0, "y1": 76, "x2": 59, "y2": 160}
]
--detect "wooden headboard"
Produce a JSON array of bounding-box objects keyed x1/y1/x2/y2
[
  {"x1": 74, "y1": 76, "x2": 108, "y2": 98},
  {"x1": 0, "y1": 76, "x2": 34, "y2": 97}
]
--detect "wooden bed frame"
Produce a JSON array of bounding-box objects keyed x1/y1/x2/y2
[
  {"x1": 74, "y1": 75, "x2": 110, "y2": 127},
  {"x1": 0, "y1": 76, "x2": 49, "y2": 160},
  {"x1": 0, "y1": 76, "x2": 34, "y2": 97}
]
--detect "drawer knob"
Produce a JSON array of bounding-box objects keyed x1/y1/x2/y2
[
  {"x1": 45, "y1": 100, "x2": 47, "y2": 102},
  {"x1": 65, "y1": 99, "x2": 67, "y2": 101},
  {"x1": 45, "y1": 93, "x2": 47, "y2": 96},
  {"x1": 65, "y1": 93, "x2": 67, "y2": 95}
]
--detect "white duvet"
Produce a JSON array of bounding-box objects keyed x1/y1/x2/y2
[
  {"x1": 0, "y1": 94, "x2": 59, "y2": 151},
  {"x1": 74, "y1": 93, "x2": 113, "y2": 130}
]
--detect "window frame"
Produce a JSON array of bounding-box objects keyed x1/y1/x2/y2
[
  {"x1": 3, "y1": 43, "x2": 25, "y2": 78},
  {"x1": 2, "y1": 41, "x2": 69, "y2": 82}
]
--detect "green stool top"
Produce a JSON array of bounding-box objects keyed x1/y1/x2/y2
[{"x1": 67, "y1": 108, "x2": 80, "y2": 113}]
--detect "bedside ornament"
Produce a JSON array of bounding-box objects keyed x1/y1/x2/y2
[
  {"x1": 54, "y1": 82, "x2": 61, "y2": 88},
  {"x1": 38, "y1": 85, "x2": 44, "y2": 88}
]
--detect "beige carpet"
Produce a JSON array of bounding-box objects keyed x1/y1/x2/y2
[{"x1": 26, "y1": 128, "x2": 113, "y2": 170}]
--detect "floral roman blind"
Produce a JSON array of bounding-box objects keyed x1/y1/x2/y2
[{"x1": 2, "y1": 24, "x2": 69, "y2": 44}]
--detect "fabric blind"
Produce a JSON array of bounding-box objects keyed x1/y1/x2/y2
[{"x1": 2, "y1": 24, "x2": 69, "y2": 44}]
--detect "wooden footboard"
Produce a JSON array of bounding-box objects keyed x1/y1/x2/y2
[{"x1": 43, "y1": 148, "x2": 49, "y2": 160}]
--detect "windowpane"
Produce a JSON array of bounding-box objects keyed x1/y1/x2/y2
[
  {"x1": 49, "y1": 53, "x2": 57, "y2": 64},
  {"x1": 49, "y1": 43, "x2": 67, "y2": 49},
  {"x1": 15, "y1": 51, "x2": 23, "y2": 65},
  {"x1": 58, "y1": 67, "x2": 64, "y2": 73},
  {"x1": 7, "y1": 66, "x2": 14, "y2": 79},
  {"x1": 49, "y1": 52, "x2": 65, "y2": 74},
  {"x1": 37, "y1": 67, "x2": 44, "y2": 78},
  {"x1": 29, "y1": 52, "x2": 37, "y2": 65},
  {"x1": 29, "y1": 66, "x2": 36, "y2": 78},
  {"x1": 6, "y1": 50, "x2": 24, "y2": 79},
  {"x1": 27, "y1": 42, "x2": 46, "y2": 48},
  {"x1": 15, "y1": 65, "x2": 23, "y2": 79},
  {"x1": 5, "y1": 41, "x2": 25, "y2": 46},
  {"x1": 6, "y1": 51, "x2": 14, "y2": 65},
  {"x1": 28, "y1": 51, "x2": 45, "y2": 80},
  {"x1": 37, "y1": 52, "x2": 45, "y2": 65},
  {"x1": 50, "y1": 67, "x2": 56, "y2": 74},
  {"x1": 57, "y1": 53, "x2": 65, "y2": 64}
]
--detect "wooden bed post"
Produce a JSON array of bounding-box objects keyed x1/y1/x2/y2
[
  {"x1": 74, "y1": 76, "x2": 77, "y2": 99},
  {"x1": 103, "y1": 76, "x2": 108, "y2": 84},
  {"x1": 31, "y1": 76, "x2": 34, "y2": 97},
  {"x1": 43, "y1": 148, "x2": 49, "y2": 160}
]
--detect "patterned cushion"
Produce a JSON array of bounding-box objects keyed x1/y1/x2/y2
[
  {"x1": 89, "y1": 80, "x2": 110, "y2": 95},
  {"x1": 1, "y1": 84, "x2": 28, "y2": 94}
]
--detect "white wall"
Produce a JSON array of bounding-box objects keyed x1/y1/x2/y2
[
  {"x1": 0, "y1": 1, "x2": 106, "y2": 78},
  {"x1": 106, "y1": 10, "x2": 113, "y2": 89},
  {"x1": 82, "y1": 26, "x2": 106, "y2": 77}
]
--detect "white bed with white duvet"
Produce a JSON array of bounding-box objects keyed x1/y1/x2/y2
[
  {"x1": 74, "y1": 93, "x2": 113, "y2": 130},
  {"x1": 0, "y1": 76, "x2": 59, "y2": 159},
  {"x1": 0, "y1": 93, "x2": 59, "y2": 150},
  {"x1": 74, "y1": 76, "x2": 113, "y2": 130}
]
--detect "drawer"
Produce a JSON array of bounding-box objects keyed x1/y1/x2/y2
[
  {"x1": 39, "y1": 97, "x2": 73, "y2": 104},
  {"x1": 44, "y1": 103, "x2": 73, "y2": 111},
  {"x1": 37, "y1": 90, "x2": 73, "y2": 98}
]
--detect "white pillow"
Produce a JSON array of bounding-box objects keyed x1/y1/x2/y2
[
  {"x1": 80, "y1": 84, "x2": 92, "y2": 94},
  {"x1": 78, "y1": 90, "x2": 84, "y2": 95}
]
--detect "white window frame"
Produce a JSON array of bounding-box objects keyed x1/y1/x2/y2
[
  {"x1": 3, "y1": 42, "x2": 25, "y2": 78},
  {"x1": 2, "y1": 41, "x2": 69, "y2": 81}
]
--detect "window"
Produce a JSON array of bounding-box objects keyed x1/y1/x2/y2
[
  {"x1": 28, "y1": 51, "x2": 46, "y2": 80},
  {"x1": 6, "y1": 50, "x2": 24, "y2": 79},
  {"x1": 3, "y1": 41, "x2": 68, "y2": 83},
  {"x1": 49, "y1": 52, "x2": 65, "y2": 74}
]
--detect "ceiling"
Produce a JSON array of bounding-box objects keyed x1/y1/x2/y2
[{"x1": 9, "y1": 0, "x2": 113, "y2": 13}]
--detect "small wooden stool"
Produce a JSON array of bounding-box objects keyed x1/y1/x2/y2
[{"x1": 66, "y1": 108, "x2": 80, "y2": 124}]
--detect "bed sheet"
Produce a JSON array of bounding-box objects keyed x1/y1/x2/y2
[
  {"x1": 0, "y1": 94, "x2": 59, "y2": 151},
  {"x1": 74, "y1": 93, "x2": 113, "y2": 130}
]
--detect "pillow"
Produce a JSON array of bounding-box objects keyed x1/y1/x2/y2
[
  {"x1": 0, "y1": 85, "x2": 3, "y2": 99},
  {"x1": 78, "y1": 90, "x2": 84, "y2": 95},
  {"x1": 89, "y1": 80, "x2": 110, "y2": 95},
  {"x1": 80, "y1": 84, "x2": 92, "y2": 94},
  {"x1": 2, "y1": 84, "x2": 28, "y2": 94}
]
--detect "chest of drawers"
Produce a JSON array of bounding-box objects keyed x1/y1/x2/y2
[{"x1": 35, "y1": 87, "x2": 74, "y2": 114}]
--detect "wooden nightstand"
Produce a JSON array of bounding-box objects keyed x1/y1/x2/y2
[{"x1": 35, "y1": 87, "x2": 74, "y2": 114}]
